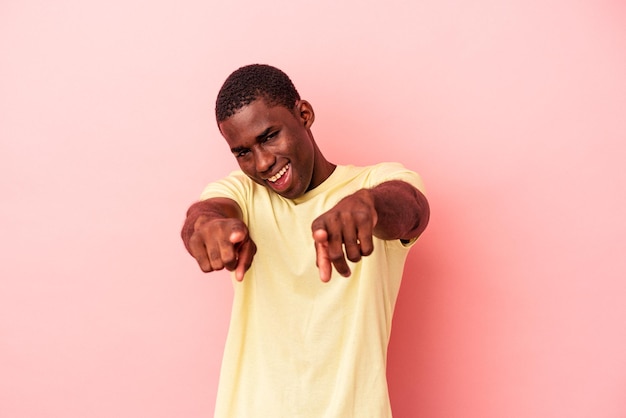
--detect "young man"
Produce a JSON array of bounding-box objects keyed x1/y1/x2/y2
[{"x1": 181, "y1": 64, "x2": 430, "y2": 417}]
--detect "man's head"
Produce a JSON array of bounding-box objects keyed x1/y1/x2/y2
[
  {"x1": 215, "y1": 64, "x2": 301, "y2": 123},
  {"x1": 214, "y1": 64, "x2": 335, "y2": 200}
]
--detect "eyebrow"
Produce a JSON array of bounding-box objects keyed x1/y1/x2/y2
[
  {"x1": 255, "y1": 127, "x2": 273, "y2": 141},
  {"x1": 230, "y1": 127, "x2": 275, "y2": 154}
]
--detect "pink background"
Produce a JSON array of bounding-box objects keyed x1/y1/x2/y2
[{"x1": 1, "y1": 0, "x2": 625, "y2": 417}]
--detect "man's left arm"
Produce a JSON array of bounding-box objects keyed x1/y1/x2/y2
[{"x1": 311, "y1": 180, "x2": 430, "y2": 282}]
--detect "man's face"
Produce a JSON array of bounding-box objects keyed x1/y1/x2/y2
[{"x1": 218, "y1": 98, "x2": 319, "y2": 199}]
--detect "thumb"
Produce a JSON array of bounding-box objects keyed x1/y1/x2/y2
[
  {"x1": 229, "y1": 224, "x2": 246, "y2": 245},
  {"x1": 312, "y1": 228, "x2": 328, "y2": 244}
]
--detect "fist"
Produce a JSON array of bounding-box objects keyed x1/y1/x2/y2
[
  {"x1": 188, "y1": 216, "x2": 257, "y2": 281},
  {"x1": 311, "y1": 189, "x2": 378, "y2": 282}
]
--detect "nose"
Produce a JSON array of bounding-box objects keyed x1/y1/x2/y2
[{"x1": 254, "y1": 146, "x2": 275, "y2": 174}]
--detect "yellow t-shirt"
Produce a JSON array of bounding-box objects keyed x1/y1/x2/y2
[{"x1": 200, "y1": 163, "x2": 425, "y2": 418}]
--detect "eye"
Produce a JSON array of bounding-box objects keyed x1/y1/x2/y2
[
  {"x1": 263, "y1": 131, "x2": 279, "y2": 142},
  {"x1": 235, "y1": 149, "x2": 250, "y2": 158}
]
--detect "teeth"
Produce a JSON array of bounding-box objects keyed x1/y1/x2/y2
[{"x1": 268, "y1": 164, "x2": 289, "y2": 183}]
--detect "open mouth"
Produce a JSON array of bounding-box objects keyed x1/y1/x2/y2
[
  {"x1": 265, "y1": 163, "x2": 291, "y2": 192},
  {"x1": 267, "y1": 163, "x2": 290, "y2": 183}
]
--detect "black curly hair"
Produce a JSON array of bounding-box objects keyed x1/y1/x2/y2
[{"x1": 215, "y1": 64, "x2": 301, "y2": 123}]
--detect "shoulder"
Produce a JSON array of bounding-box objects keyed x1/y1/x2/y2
[
  {"x1": 346, "y1": 162, "x2": 426, "y2": 193},
  {"x1": 199, "y1": 170, "x2": 256, "y2": 200}
]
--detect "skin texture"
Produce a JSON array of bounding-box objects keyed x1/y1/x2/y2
[
  {"x1": 181, "y1": 98, "x2": 430, "y2": 282},
  {"x1": 219, "y1": 98, "x2": 334, "y2": 200},
  {"x1": 311, "y1": 180, "x2": 429, "y2": 281}
]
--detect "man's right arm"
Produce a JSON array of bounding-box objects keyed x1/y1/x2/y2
[{"x1": 181, "y1": 197, "x2": 256, "y2": 281}]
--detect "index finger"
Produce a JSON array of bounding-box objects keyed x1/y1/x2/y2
[
  {"x1": 234, "y1": 237, "x2": 256, "y2": 281},
  {"x1": 313, "y1": 229, "x2": 332, "y2": 282}
]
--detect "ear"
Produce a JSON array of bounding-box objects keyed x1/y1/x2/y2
[{"x1": 296, "y1": 100, "x2": 315, "y2": 128}]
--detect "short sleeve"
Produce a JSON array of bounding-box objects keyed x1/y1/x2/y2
[
  {"x1": 367, "y1": 162, "x2": 426, "y2": 195},
  {"x1": 199, "y1": 170, "x2": 252, "y2": 222}
]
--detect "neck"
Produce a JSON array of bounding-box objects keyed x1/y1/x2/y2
[{"x1": 308, "y1": 139, "x2": 336, "y2": 192}]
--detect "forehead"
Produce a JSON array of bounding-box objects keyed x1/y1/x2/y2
[{"x1": 218, "y1": 99, "x2": 295, "y2": 142}]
